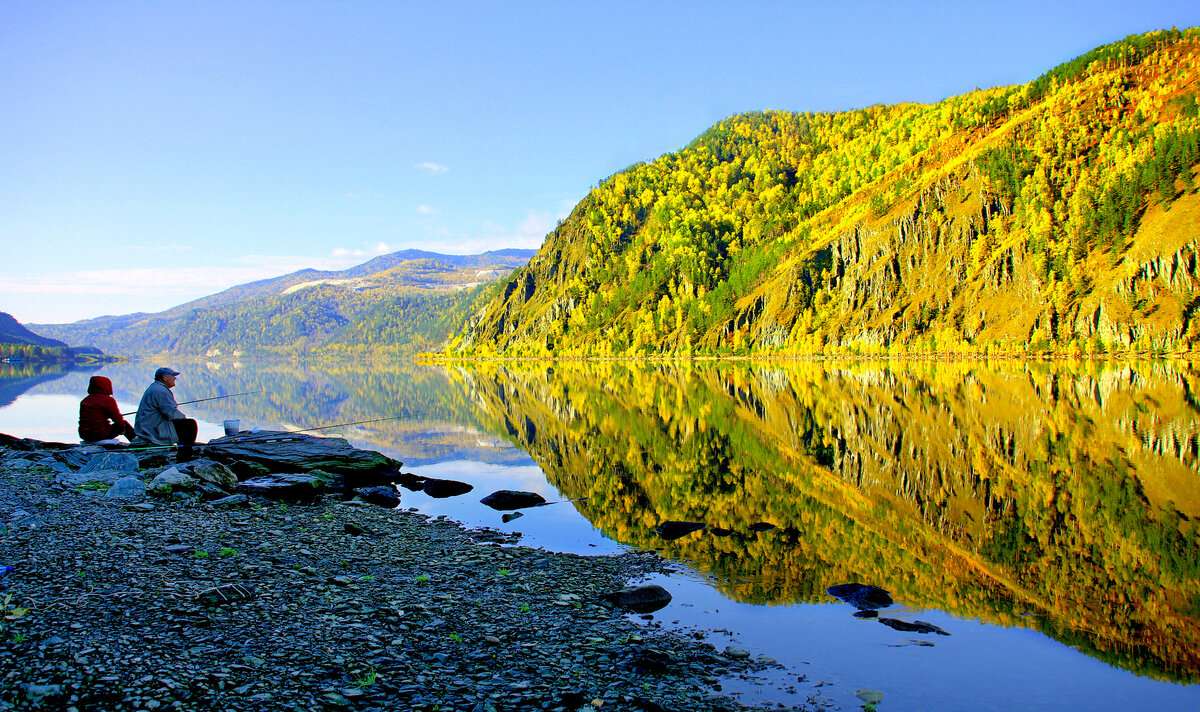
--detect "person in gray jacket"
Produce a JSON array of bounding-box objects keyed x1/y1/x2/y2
[{"x1": 133, "y1": 367, "x2": 199, "y2": 461}]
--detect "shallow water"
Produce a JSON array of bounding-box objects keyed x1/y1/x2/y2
[{"x1": 2, "y1": 358, "x2": 1199, "y2": 711}]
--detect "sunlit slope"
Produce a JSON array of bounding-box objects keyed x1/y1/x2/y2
[
  {"x1": 450, "y1": 29, "x2": 1200, "y2": 356},
  {"x1": 452, "y1": 360, "x2": 1200, "y2": 681}
]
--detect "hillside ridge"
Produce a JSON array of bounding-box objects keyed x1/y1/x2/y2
[{"x1": 448, "y1": 29, "x2": 1200, "y2": 357}]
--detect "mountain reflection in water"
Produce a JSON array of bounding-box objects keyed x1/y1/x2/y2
[{"x1": 5, "y1": 358, "x2": 1199, "y2": 683}]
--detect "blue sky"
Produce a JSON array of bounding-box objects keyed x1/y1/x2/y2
[{"x1": 4, "y1": 1, "x2": 1199, "y2": 324}]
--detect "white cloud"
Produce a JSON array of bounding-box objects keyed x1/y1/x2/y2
[
  {"x1": 416, "y1": 162, "x2": 450, "y2": 174},
  {"x1": 0, "y1": 247, "x2": 401, "y2": 323},
  {"x1": 416, "y1": 204, "x2": 438, "y2": 215}
]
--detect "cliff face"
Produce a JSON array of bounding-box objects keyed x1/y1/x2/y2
[{"x1": 450, "y1": 29, "x2": 1200, "y2": 356}]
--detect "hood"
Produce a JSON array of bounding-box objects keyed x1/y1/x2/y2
[{"x1": 87, "y1": 376, "x2": 113, "y2": 396}]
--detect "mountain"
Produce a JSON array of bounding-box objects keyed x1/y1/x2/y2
[
  {"x1": 448, "y1": 29, "x2": 1200, "y2": 357},
  {"x1": 32, "y1": 249, "x2": 535, "y2": 357},
  {"x1": 0, "y1": 312, "x2": 68, "y2": 349}
]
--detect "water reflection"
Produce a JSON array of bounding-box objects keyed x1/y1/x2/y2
[
  {"x1": 447, "y1": 360, "x2": 1200, "y2": 683},
  {"x1": 3, "y1": 358, "x2": 1199, "y2": 683}
]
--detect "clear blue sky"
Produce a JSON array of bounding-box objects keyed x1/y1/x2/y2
[{"x1": 3, "y1": 1, "x2": 1199, "y2": 324}]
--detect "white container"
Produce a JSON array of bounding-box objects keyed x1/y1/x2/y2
[{"x1": 223, "y1": 419, "x2": 240, "y2": 437}]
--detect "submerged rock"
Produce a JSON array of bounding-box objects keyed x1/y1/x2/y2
[
  {"x1": 655, "y1": 521, "x2": 706, "y2": 541},
  {"x1": 748, "y1": 522, "x2": 777, "y2": 532},
  {"x1": 878, "y1": 617, "x2": 950, "y2": 635},
  {"x1": 479, "y1": 490, "x2": 546, "y2": 510},
  {"x1": 419, "y1": 477, "x2": 474, "y2": 498},
  {"x1": 601, "y1": 584, "x2": 673, "y2": 613},
  {"x1": 827, "y1": 583, "x2": 894, "y2": 610},
  {"x1": 355, "y1": 486, "x2": 402, "y2": 508}
]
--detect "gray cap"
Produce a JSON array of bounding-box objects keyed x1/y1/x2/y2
[{"x1": 154, "y1": 366, "x2": 181, "y2": 380}]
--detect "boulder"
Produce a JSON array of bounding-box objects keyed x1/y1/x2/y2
[
  {"x1": 600, "y1": 584, "x2": 673, "y2": 613},
  {"x1": 185, "y1": 459, "x2": 238, "y2": 490},
  {"x1": 148, "y1": 467, "x2": 198, "y2": 496},
  {"x1": 354, "y1": 486, "x2": 402, "y2": 508},
  {"x1": 203, "y1": 432, "x2": 400, "y2": 481},
  {"x1": 827, "y1": 583, "x2": 894, "y2": 610},
  {"x1": 236, "y1": 472, "x2": 333, "y2": 500},
  {"x1": 877, "y1": 617, "x2": 950, "y2": 635},
  {"x1": 479, "y1": 490, "x2": 547, "y2": 510},
  {"x1": 57, "y1": 471, "x2": 130, "y2": 488},
  {"x1": 655, "y1": 521, "x2": 706, "y2": 541},
  {"x1": 105, "y1": 477, "x2": 147, "y2": 499},
  {"x1": 209, "y1": 494, "x2": 249, "y2": 508},
  {"x1": 419, "y1": 477, "x2": 474, "y2": 498},
  {"x1": 78, "y1": 452, "x2": 139, "y2": 474}
]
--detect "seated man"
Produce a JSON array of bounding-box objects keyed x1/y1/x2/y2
[
  {"x1": 78, "y1": 375, "x2": 134, "y2": 444},
  {"x1": 132, "y1": 367, "x2": 199, "y2": 461}
]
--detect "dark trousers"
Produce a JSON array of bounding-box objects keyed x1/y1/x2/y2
[{"x1": 173, "y1": 418, "x2": 199, "y2": 461}]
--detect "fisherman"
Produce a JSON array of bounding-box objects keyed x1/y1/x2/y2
[
  {"x1": 78, "y1": 375, "x2": 135, "y2": 444},
  {"x1": 133, "y1": 367, "x2": 200, "y2": 462}
]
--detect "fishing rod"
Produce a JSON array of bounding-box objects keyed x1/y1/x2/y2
[
  {"x1": 218, "y1": 413, "x2": 416, "y2": 444},
  {"x1": 120, "y1": 391, "x2": 262, "y2": 417}
]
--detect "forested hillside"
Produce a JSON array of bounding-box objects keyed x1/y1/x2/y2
[
  {"x1": 450, "y1": 29, "x2": 1200, "y2": 357},
  {"x1": 33, "y1": 251, "x2": 533, "y2": 358}
]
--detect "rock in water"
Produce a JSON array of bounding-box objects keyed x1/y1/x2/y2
[
  {"x1": 655, "y1": 521, "x2": 706, "y2": 541},
  {"x1": 419, "y1": 477, "x2": 474, "y2": 498},
  {"x1": 826, "y1": 583, "x2": 894, "y2": 610},
  {"x1": 479, "y1": 490, "x2": 547, "y2": 510},
  {"x1": 236, "y1": 472, "x2": 333, "y2": 500},
  {"x1": 600, "y1": 584, "x2": 673, "y2": 613},
  {"x1": 355, "y1": 486, "x2": 402, "y2": 508},
  {"x1": 748, "y1": 522, "x2": 777, "y2": 532},
  {"x1": 197, "y1": 583, "x2": 257, "y2": 606},
  {"x1": 877, "y1": 617, "x2": 950, "y2": 635},
  {"x1": 501, "y1": 512, "x2": 524, "y2": 523}
]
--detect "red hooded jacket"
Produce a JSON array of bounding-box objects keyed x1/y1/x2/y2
[{"x1": 78, "y1": 376, "x2": 131, "y2": 442}]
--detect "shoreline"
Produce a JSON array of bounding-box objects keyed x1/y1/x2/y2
[{"x1": 0, "y1": 438, "x2": 819, "y2": 712}]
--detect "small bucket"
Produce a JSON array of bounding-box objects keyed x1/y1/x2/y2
[{"x1": 223, "y1": 419, "x2": 241, "y2": 437}]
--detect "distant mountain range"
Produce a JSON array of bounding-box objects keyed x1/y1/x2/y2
[
  {"x1": 450, "y1": 29, "x2": 1200, "y2": 357},
  {"x1": 31, "y1": 249, "x2": 535, "y2": 357}
]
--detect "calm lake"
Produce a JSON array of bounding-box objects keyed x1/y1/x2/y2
[{"x1": 2, "y1": 358, "x2": 1199, "y2": 711}]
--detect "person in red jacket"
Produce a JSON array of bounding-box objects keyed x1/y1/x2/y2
[{"x1": 78, "y1": 375, "x2": 134, "y2": 443}]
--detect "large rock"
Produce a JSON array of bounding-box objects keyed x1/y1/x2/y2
[
  {"x1": 105, "y1": 477, "x2": 147, "y2": 499},
  {"x1": 354, "y1": 486, "x2": 401, "y2": 508},
  {"x1": 148, "y1": 467, "x2": 198, "y2": 496},
  {"x1": 184, "y1": 459, "x2": 238, "y2": 490},
  {"x1": 78, "y1": 452, "x2": 139, "y2": 474},
  {"x1": 203, "y1": 432, "x2": 400, "y2": 482},
  {"x1": 237, "y1": 472, "x2": 333, "y2": 500},
  {"x1": 600, "y1": 585, "x2": 673, "y2": 613},
  {"x1": 417, "y1": 477, "x2": 473, "y2": 499},
  {"x1": 479, "y1": 490, "x2": 546, "y2": 510},
  {"x1": 57, "y1": 470, "x2": 130, "y2": 487},
  {"x1": 827, "y1": 583, "x2": 894, "y2": 610}
]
